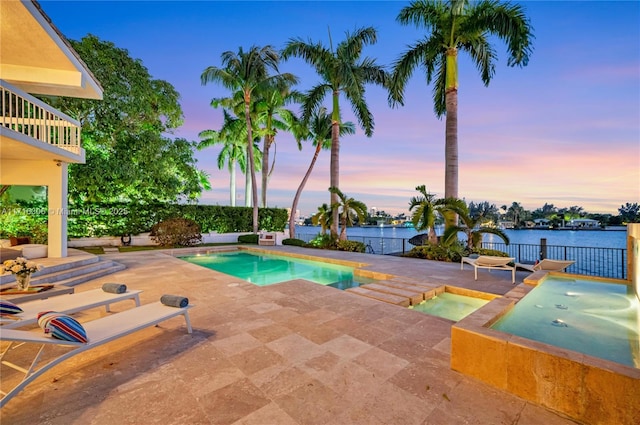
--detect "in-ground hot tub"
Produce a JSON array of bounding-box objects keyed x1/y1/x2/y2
[{"x1": 451, "y1": 270, "x2": 640, "y2": 424}]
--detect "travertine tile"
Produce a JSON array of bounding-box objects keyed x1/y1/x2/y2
[
  {"x1": 198, "y1": 378, "x2": 271, "y2": 425},
  {"x1": 228, "y1": 345, "x2": 285, "y2": 375},
  {"x1": 0, "y1": 248, "x2": 579, "y2": 425}
]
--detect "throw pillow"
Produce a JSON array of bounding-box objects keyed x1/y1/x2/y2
[
  {"x1": 0, "y1": 300, "x2": 23, "y2": 315},
  {"x1": 37, "y1": 311, "x2": 88, "y2": 343}
]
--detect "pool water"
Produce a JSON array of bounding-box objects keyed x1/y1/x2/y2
[
  {"x1": 411, "y1": 292, "x2": 490, "y2": 321},
  {"x1": 179, "y1": 251, "x2": 372, "y2": 287},
  {"x1": 491, "y1": 276, "x2": 639, "y2": 368}
]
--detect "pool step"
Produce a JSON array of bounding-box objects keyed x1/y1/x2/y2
[
  {"x1": 359, "y1": 283, "x2": 424, "y2": 306},
  {"x1": 345, "y1": 279, "x2": 444, "y2": 307},
  {"x1": 345, "y1": 286, "x2": 411, "y2": 307},
  {"x1": 375, "y1": 280, "x2": 437, "y2": 297}
]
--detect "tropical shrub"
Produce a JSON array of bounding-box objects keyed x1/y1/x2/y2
[
  {"x1": 307, "y1": 233, "x2": 337, "y2": 249},
  {"x1": 282, "y1": 238, "x2": 306, "y2": 247},
  {"x1": 335, "y1": 240, "x2": 365, "y2": 253},
  {"x1": 404, "y1": 240, "x2": 469, "y2": 262},
  {"x1": 238, "y1": 234, "x2": 259, "y2": 244},
  {"x1": 150, "y1": 218, "x2": 202, "y2": 247}
]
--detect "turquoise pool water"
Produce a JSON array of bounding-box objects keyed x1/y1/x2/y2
[
  {"x1": 491, "y1": 276, "x2": 639, "y2": 368},
  {"x1": 179, "y1": 251, "x2": 371, "y2": 288},
  {"x1": 411, "y1": 292, "x2": 489, "y2": 321}
]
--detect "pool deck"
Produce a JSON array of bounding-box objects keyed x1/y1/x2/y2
[{"x1": 1, "y1": 246, "x2": 582, "y2": 424}]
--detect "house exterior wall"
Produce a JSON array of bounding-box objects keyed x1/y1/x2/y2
[{"x1": 1, "y1": 159, "x2": 68, "y2": 257}]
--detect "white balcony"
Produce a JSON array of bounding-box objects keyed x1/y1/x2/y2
[{"x1": 0, "y1": 79, "x2": 83, "y2": 161}]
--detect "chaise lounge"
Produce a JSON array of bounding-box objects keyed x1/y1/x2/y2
[
  {"x1": 0, "y1": 288, "x2": 142, "y2": 329},
  {"x1": 0, "y1": 300, "x2": 193, "y2": 407},
  {"x1": 461, "y1": 255, "x2": 516, "y2": 283},
  {"x1": 515, "y1": 258, "x2": 575, "y2": 273}
]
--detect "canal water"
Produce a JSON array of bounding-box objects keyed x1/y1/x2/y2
[{"x1": 296, "y1": 225, "x2": 627, "y2": 249}]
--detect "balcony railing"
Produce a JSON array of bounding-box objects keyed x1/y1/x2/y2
[{"x1": 1, "y1": 79, "x2": 81, "y2": 154}]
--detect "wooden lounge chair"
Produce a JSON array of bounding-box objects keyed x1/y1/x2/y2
[
  {"x1": 461, "y1": 255, "x2": 516, "y2": 283},
  {"x1": 516, "y1": 259, "x2": 575, "y2": 273},
  {"x1": 0, "y1": 288, "x2": 142, "y2": 329},
  {"x1": 0, "y1": 301, "x2": 193, "y2": 407}
]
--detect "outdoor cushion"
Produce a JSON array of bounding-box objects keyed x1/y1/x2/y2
[
  {"x1": 9, "y1": 237, "x2": 31, "y2": 246},
  {"x1": 37, "y1": 311, "x2": 88, "y2": 343},
  {"x1": 19, "y1": 244, "x2": 48, "y2": 259},
  {"x1": 102, "y1": 283, "x2": 127, "y2": 294},
  {"x1": 0, "y1": 300, "x2": 23, "y2": 315},
  {"x1": 161, "y1": 294, "x2": 189, "y2": 308},
  {"x1": 0, "y1": 247, "x2": 22, "y2": 262}
]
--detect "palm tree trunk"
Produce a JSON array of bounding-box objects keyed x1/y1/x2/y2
[
  {"x1": 339, "y1": 216, "x2": 347, "y2": 241},
  {"x1": 444, "y1": 47, "x2": 459, "y2": 229},
  {"x1": 444, "y1": 87, "x2": 458, "y2": 200},
  {"x1": 230, "y1": 159, "x2": 237, "y2": 207},
  {"x1": 261, "y1": 135, "x2": 272, "y2": 208},
  {"x1": 428, "y1": 227, "x2": 438, "y2": 245},
  {"x1": 330, "y1": 91, "x2": 340, "y2": 239},
  {"x1": 245, "y1": 150, "x2": 251, "y2": 207},
  {"x1": 289, "y1": 142, "x2": 323, "y2": 239},
  {"x1": 245, "y1": 95, "x2": 259, "y2": 233}
]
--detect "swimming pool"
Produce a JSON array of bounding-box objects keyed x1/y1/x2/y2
[
  {"x1": 491, "y1": 275, "x2": 639, "y2": 367},
  {"x1": 179, "y1": 251, "x2": 371, "y2": 288}
]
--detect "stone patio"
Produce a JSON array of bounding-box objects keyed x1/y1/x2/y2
[{"x1": 0, "y1": 246, "x2": 581, "y2": 424}]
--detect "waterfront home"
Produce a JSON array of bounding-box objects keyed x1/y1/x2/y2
[{"x1": 565, "y1": 218, "x2": 600, "y2": 229}]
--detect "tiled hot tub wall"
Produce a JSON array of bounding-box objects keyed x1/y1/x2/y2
[{"x1": 451, "y1": 224, "x2": 640, "y2": 425}]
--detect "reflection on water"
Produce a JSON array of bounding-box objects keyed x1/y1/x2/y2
[{"x1": 492, "y1": 276, "x2": 639, "y2": 368}]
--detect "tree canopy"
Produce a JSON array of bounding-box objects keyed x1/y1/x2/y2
[{"x1": 47, "y1": 35, "x2": 209, "y2": 204}]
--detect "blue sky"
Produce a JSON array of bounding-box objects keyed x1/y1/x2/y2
[{"x1": 40, "y1": 0, "x2": 640, "y2": 216}]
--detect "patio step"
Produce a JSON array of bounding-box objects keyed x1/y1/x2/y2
[
  {"x1": 345, "y1": 287, "x2": 411, "y2": 307},
  {"x1": 1, "y1": 257, "x2": 126, "y2": 288}
]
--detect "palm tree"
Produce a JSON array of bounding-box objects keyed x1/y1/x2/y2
[
  {"x1": 208, "y1": 95, "x2": 264, "y2": 208},
  {"x1": 253, "y1": 80, "x2": 301, "y2": 207},
  {"x1": 288, "y1": 107, "x2": 355, "y2": 238},
  {"x1": 329, "y1": 187, "x2": 368, "y2": 241},
  {"x1": 390, "y1": 0, "x2": 533, "y2": 227},
  {"x1": 312, "y1": 203, "x2": 332, "y2": 235},
  {"x1": 282, "y1": 27, "x2": 387, "y2": 239},
  {"x1": 198, "y1": 110, "x2": 247, "y2": 206},
  {"x1": 201, "y1": 45, "x2": 296, "y2": 233},
  {"x1": 441, "y1": 202, "x2": 510, "y2": 249},
  {"x1": 408, "y1": 185, "x2": 464, "y2": 245},
  {"x1": 507, "y1": 202, "x2": 525, "y2": 228}
]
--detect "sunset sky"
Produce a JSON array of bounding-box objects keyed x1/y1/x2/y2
[{"x1": 40, "y1": 0, "x2": 640, "y2": 217}]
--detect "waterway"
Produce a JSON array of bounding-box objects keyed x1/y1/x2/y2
[{"x1": 295, "y1": 225, "x2": 627, "y2": 249}]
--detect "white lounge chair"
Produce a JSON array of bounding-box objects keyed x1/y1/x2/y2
[
  {"x1": 461, "y1": 255, "x2": 516, "y2": 283},
  {"x1": 0, "y1": 301, "x2": 193, "y2": 407},
  {"x1": 0, "y1": 288, "x2": 142, "y2": 329},
  {"x1": 516, "y1": 259, "x2": 575, "y2": 273}
]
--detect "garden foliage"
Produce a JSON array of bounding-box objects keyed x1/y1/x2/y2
[
  {"x1": 150, "y1": 218, "x2": 202, "y2": 247},
  {"x1": 0, "y1": 200, "x2": 287, "y2": 239}
]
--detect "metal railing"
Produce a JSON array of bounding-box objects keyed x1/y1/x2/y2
[
  {"x1": 1, "y1": 79, "x2": 81, "y2": 154},
  {"x1": 296, "y1": 233, "x2": 627, "y2": 280}
]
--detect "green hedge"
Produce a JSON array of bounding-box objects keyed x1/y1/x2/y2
[
  {"x1": 0, "y1": 200, "x2": 288, "y2": 238},
  {"x1": 282, "y1": 238, "x2": 306, "y2": 247}
]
